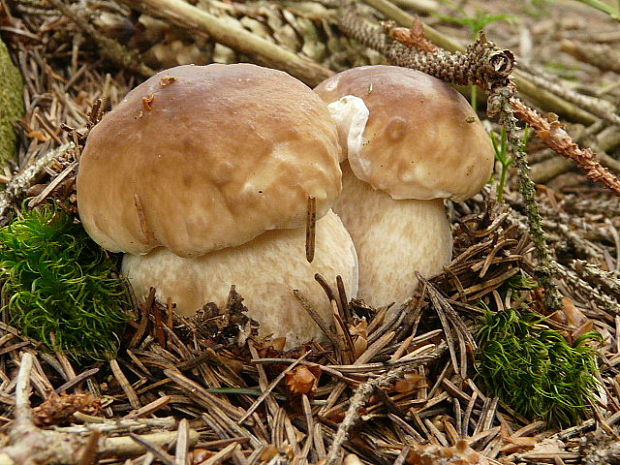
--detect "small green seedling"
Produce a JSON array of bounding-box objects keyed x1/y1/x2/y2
[
  {"x1": 476, "y1": 307, "x2": 602, "y2": 428},
  {"x1": 0, "y1": 206, "x2": 130, "y2": 360}
]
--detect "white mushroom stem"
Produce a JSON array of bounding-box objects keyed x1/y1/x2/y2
[
  {"x1": 333, "y1": 163, "x2": 452, "y2": 308},
  {"x1": 122, "y1": 210, "x2": 358, "y2": 348}
]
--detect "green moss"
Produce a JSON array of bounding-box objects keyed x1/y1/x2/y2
[
  {"x1": 475, "y1": 307, "x2": 602, "y2": 428},
  {"x1": 0, "y1": 38, "x2": 24, "y2": 167},
  {"x1": 0, "y1": 207, "x2": 130, "y2": 360}
]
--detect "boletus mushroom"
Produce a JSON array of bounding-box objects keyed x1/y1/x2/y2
[
  {"x1": 314, "y1": 65, "x2": 495, "y2": 308},
  {"x1": 77, "y1": 64, "x2": 358, "y2": 347}
]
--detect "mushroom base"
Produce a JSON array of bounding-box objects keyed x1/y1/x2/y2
[
  {"x1": 334, "y1": 163, "x2": 453, "y2": 308},
  {"x1": 122, "y1": 210, "x2": 358, "y2": 348}
]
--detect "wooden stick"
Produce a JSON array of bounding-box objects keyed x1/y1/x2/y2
[
  {"x1": 306, "y1": 196, "x2": 316, "y2": 263},
  {"x1": 121, "y1": 0, "x2": 333, "y2": 86}
]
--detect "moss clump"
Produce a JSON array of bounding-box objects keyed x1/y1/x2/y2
[
  {"x1": 0, "y1": 38, "x2": 25, "y2": 166},
  {"x1": 0, "y1": 207, "x2": 130, "y2": 360},
  {"x1": 475, "y1": 308, "x2": 601, "y2": 428}
]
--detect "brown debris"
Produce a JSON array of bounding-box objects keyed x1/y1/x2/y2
[
  {"x1": 142, "y1": 94, "x2": 155, "y2": 111},
  {"x1": 159, "y1": 75, "x2": 178, "y2": 87},
  {"x1": 33, "y1": 393, "x2": 102, "y2": 426},
  {"x1": 285, "y1": 365, "x2": 321, "y2": 396},
  {"x1": 407, "y1": 440, "x2": 490, "y2": 464},
  {"x1": 388, "y1": 19, "x2": 437, "y2": 53}
]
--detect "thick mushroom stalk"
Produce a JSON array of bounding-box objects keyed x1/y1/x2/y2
[
  {"x1": 315, "y1": 66, "x2": 495, "y2": 308},
  {"x1": 123, "y1": 211, "x2": 358, "y2": 347},
  {"x1": 334, "y1": 163, "x2": 450, "y2": 308},
  {"x1": 77, "y1": 64, "x2": 358, "y2": 347}
]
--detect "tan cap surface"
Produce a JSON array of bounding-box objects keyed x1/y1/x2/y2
[
  {"x1": 315, "y1": 65, "x2": 494, "y2": 202},
  {"x1": 122, "y1": 210, "x2": 359, "y2": 348},
  {"x1": 78, "y1": 64, "x2": 342, "y2": 257}
]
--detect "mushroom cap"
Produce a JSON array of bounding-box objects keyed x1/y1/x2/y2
[
  {"x1": 77, "y1": 64, "x2": 342, "y2": 258},
  {"x1": 314, "y1": 65, "x2": 495, "y2": 202},
  {"x1": 122, "y1": 210, "x2": 359, "y2": 348}
]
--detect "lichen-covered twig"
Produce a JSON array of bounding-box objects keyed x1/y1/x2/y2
[
  {"x1": 572, "y1": 260, "x2": 620, "y2": 297},
  {"x1": 358, "y1": 0, "x2": 597, "y2": 123},
  {"x1": 339, "y1": 3, "x2": 514, "y2": 92},
  {"x1": 516, "y1": 61, "x2": 620, "y2": 127},
  {"x1": 488, "y1": 89, "x2": 562, "y2": 311},
  {"x1": 511, "y1": 99, "x2": 620, "y2": 195},
  {"x1": 554, "y1": 263, "x2": 620, "y2": 314},
  {"x1": 0, "y1": 142, "x2": 75, "y2": 224}
]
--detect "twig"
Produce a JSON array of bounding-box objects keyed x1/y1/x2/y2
[
  {"x1": 516, "y1": 61, "x2": 620, "y2": 126},
  {"x1": 489, "y1": 90, "x2": 562, "y2": 311},
  {"x1": 0, "y1": 353, "x2": 86, "y2": 465},
  {"x1": 120, "y1": 0, "x2": 332, "y2": 86},
  {"x1": 356, "y1": 0, "x2": 597, "y2": 123},
  {"x1": 46, "y1": 0, "x2": 154, "y2": 77},
  {"x1": 339, "y1": 3, "x2": 514, "y2": 92},
  {"x1": 129, "y1": 434, "x2": 176, "y2": 465},
  {"x1": 0, "y1": 142, "x2": 75, "y2": 223},
  {"x1": 562, "y1": 40, "x2": 620, "y2": 75},
  {"x1": 99, "y1": 430, "x2": 200, "y2": 459},
  {"x1": 13, "y1": 352, "x2": 34, "y2": 430},
  {"x1": 511, "y1": 99, "x2": 620, "y2": 195},
  {"x1": 554, "y1": 262, "x2": 619, "y2": 313},
  {"x1": 306, "y1": 196, "x2": 316, "y2": 263},
  {"x1": 324, "y1": 346, "x2": 446, "y2": 465}
]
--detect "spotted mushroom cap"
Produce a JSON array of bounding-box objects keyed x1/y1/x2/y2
[
  {"x1": 314, "y1": 65, "x2": 495, "y2": 202},
  {"x1": 77, "y1": 64, "x2": 342, "y2": 258}
]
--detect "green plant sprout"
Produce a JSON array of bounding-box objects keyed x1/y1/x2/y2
[
  {"x1": 490, "y1": 127, "x2": 511, "y2": 202},
  {"x1": 0, "y1": 206, "x2": 130, "y2": 360},
  {"x1": 475, "y1": 307, "x2": 602, "y2": 428},
  {"x1": 436, "y1": 1, "x2": 515, "y2": 111}
]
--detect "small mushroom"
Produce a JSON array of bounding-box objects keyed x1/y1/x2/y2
[
  {"x1": 314, "y1": 65, "x2": 495, "y2": 307},
  {"x1": 77, "y1": 63, "x2": 358, "y2": 347}
]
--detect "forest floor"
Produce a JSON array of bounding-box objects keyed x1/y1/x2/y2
[{"x1": 0, "y1": 0, "x2": 619, "y2": 464}]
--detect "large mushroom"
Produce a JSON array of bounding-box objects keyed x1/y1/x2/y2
[
  {"x1": 77, "y1": 63, "x2": 358, "y2": 347},
  {"x1": 314, "y1": 65, "x2": 495, "y2": 308}
]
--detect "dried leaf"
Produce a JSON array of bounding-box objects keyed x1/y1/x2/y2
[{"x1": 286, "y1": 365, "x2": 321, "y2": 395}]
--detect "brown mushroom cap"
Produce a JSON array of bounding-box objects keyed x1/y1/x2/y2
[
  {"x1": 314, "y1": 65, "x2": 494, "y2": 202},
  {"x1": 77, "y1": 64, "x2": 342, "y2": 258}
]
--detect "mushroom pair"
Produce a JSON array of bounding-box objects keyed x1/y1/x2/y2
[
  {"x1": 314, "y1": 66, "x2": 495, "y2": 308},
  {"x1": 77, "y1": 64, "x2": 358, "y2": 348},
  {"x1": 77, "y1": 63, "x2": 494, "y2": 347}
]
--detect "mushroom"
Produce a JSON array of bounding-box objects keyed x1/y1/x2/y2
[
  {"x1": 77, "y1": 63, "x2": 358, "y2": 347},
  {"x1": 314, "y1": 65, "x2": 495, "y2": 308}
]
